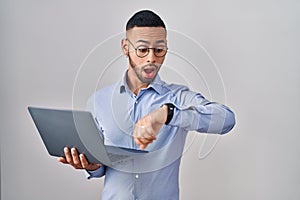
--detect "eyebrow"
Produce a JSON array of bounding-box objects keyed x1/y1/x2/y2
[{"x1": 136, "y1": 39, "x2": 166, "y2": 44}]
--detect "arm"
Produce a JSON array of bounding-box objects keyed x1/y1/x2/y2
[
  {"x1": 133, "y1": 87, "x2": 235, "y2": 149},
  {"x1": 170, "y1": 92, "x2": 235, "y2": 134}
]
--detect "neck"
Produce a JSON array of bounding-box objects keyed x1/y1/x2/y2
[{"x1": 126, "y1": 70, "x2": 149, "y2": 95}]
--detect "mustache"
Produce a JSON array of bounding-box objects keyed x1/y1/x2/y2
[{"x1": 142, "y1": 63, "x2": 159, "y2": 69}]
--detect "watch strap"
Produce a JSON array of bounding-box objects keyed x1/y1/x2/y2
[{"x1": 163, "y1": 103, "x2": 174, "y2": 125}]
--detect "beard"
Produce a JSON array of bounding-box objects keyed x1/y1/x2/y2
[{"x1": 128, "y1": 55, "x2": 160, "y2": 84}]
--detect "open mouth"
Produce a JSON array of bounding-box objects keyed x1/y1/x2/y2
[{"x1": 144, "y1": 67, "x2": 157, "y2": 79}]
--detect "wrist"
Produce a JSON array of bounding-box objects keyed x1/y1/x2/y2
[
  {"x1": 151, "y1": 105, "x2": 168, "y2": 125},
  {"x1": 160, "y1": 105, "x2": 168, "y2": 124}
]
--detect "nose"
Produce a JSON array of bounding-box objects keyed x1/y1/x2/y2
[{"x1": 146, "y1": 49, "x2": 156, "y2": 63}]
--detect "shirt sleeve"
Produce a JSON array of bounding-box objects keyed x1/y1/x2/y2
[
  {"x1": 168, "y1": 86, "x2": 235, "y2": 134},
  {"x1": 86, "y1": 165, "x2": 106, "y2": 179}
]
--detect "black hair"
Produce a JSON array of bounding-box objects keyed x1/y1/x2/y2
[{"x1": 126, "y1": 10, "x2": 166, "y2": 30}]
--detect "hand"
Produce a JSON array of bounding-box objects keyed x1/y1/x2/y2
[
  {"x1": 57, "y1": 147, "x2": 101, "y2": 171},
  {"x1": 133, "y1": 106, "x2": 168, "y2": 150}
]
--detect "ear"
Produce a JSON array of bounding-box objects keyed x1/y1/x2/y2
[{"x1": 121, "y1": 39, "x2": 129, "y2": 56}]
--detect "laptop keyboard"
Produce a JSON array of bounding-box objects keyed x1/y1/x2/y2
[{"x1": 107, "y1": 152, "x2": 130, "y2": 162}]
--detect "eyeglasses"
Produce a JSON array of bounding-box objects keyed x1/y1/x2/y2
[{"x1": 126, "y1": 39, "x2": 168, "y2": 58}]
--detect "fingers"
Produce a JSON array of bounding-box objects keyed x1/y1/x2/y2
[
  {"x1": 79, "y1": 154, "x2": 101, "y2": 171},
  {"x1": 134, "y1": 137, "x2": 151, "y2": 150},
  {"x1": 79, "y1": 153, "x2": 89, "y2": 168},
  {"x1": 133, "y1": 110, "x2": 165, "y2": 149},
  {"x1": 61, "y1": 147, "x2": 83, "y2": 169},
  {"x1": 133, "y1": 124, "x2": 157, "y2": 149},
  {"x1": 134, "y1": 134, "x2": 156, "y2": 143},
  {"x1": 134, "y1": 125, "x2": 156, "y2": 139},
  {"x1": 71, "y1": 148, "x2": 81, "y2": 166},
  {"x1": 134, "y1": 136, "x2": 155, "y2": 146},
  {"x1": 58, "y1": 147, "x2": 101, "y2": 171},
  {"x1": 64, "y1": 147, "x2": 73, "y2": 164},
  {"x1": 57, "y1": 156, "x2": 67, "y2": 164}
]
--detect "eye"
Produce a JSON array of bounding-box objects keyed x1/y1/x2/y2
[
  {"x1": 154, "y1": 48, "x2": 164, "y2": 53},
  {"x1": 137, "y1": 47, "x2": 148, "y2": 53}
]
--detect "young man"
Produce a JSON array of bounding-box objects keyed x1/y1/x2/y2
[{"x1": 58, "y1": 10, "x2": 235, "y2": 199}]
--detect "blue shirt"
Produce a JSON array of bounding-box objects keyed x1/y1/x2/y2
[{"x1": 86, "y1": 71, "x2": 235, "y2": 200}]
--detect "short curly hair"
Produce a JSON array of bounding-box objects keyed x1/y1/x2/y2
[{"x1": 126, "y1": 10, "x2": 166, "y2": 31}]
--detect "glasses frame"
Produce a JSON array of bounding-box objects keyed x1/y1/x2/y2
[{"x1": 126, "y1": 39, "x2": 168, "y2": 58}]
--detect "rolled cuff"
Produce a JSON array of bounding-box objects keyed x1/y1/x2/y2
[{"x1": 86, "y1": 165, "x2": 106, "y2": 179}]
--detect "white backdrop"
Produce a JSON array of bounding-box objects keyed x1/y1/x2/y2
[{"x1": 1, "y1": 0, "x2": 300, "y2": 200}]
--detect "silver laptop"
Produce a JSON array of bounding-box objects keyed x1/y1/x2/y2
[{"x1": 28, "y1": 106, "x2": 148, "y2": 166}]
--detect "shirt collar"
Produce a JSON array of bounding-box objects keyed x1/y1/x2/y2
[{"x1": 119, "y1": 70, "x2": 164, "y2": 95}]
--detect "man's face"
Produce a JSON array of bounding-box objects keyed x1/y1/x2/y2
[{"x1": 124, "y1": 27, "x2": 167, "y2": 84}]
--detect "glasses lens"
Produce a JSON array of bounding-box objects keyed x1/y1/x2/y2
[
  {"x1": 135, "y1": 46, "x2": 168, "y2": 58},
  {"x1": 154, "y1": 48, "x2": 167, "y2": 57},
  {"x1": 136, "y1": 47, "x2": 149, "y2": 57}
]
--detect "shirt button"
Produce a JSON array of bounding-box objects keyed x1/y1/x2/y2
[
  {"x1": 135, "y1": 174, "x2": 139, "y2": 179},
  {"x1": 135, "y1": 100, "x2": 138, "y2": 104}
]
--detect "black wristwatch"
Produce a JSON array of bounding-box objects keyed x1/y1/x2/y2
[{"x1": 162, "y1": 103, "x2": 175, "y2": 125}]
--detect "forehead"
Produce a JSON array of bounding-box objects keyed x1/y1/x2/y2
[{"x1": 126, "y1": 27, "x2": 167, "y2": 43}]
